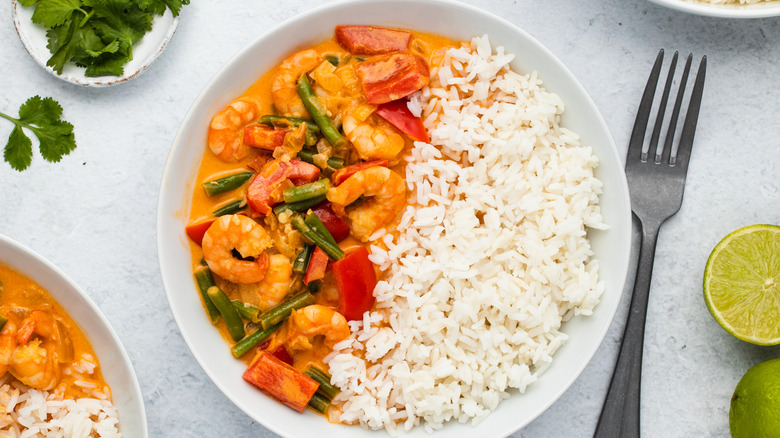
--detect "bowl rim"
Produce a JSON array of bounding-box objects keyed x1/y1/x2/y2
[
  {"x1": 0, "y1": 234, "x2": 149, "y2": 437},
  {"x1": 11, "y1": 0, "x2": 179, "y2": 87},
  {"x1": 647, "y1": 0, "x2": 780, "y2": 18},
  {"x1": 157, "y1": 0, "x2": 632, "y2": 436}
]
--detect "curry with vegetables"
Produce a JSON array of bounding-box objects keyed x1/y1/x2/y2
[
  {"x1": 0, "y1": 263, "x2": 109, "y2": 399},
  {"x1": 185, "y1": 25, "x2": 458, "y2": 414}
]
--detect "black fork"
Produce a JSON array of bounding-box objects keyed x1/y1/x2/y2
[{"x1": 594, "y1": 49, "x2": 707, "y2": 438}]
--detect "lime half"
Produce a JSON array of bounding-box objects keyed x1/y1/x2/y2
[{"x1": 703, "y1": 224, "x2": 780, "y2": 346}]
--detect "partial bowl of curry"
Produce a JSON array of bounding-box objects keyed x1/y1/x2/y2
[
  {"x1": 158, "y1": 0, "x2": 630, "y2": 436},
  {"x1": 0, "y1": 234, "x2": 147, "y2": 436}
]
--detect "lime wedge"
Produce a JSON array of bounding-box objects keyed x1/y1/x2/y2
[{"x1": 703, "y1": 224, "x2": 780, "y2": 346}]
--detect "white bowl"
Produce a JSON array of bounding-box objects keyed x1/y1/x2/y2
[
  {"x1": 12, "y1": 0, "x2": 179, "y2": 87},
  {"x1": 647, "y1": 0, "x2": 780, "y2": 18},
  {"x1": 0, "y1": 235, "x2": 148, "y2": 437},
  {"x1": 157, "y1": 0, "x2": 632, "y2": 436}
]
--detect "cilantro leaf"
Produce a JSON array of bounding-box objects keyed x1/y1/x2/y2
[
  {"x1": 46, "y1": 18, "x2": 80, "y2": 74},
  {"x1": 30, "y1": 0, "x2": 83, "y2": 28},
  {"x1": 4, "y1": 127, "x2": 33, "y2": 172},
  {"x1": 1, "y1": 96, "x2": 77, "y2": 171},
  {"x1": 86, "y1": 0, "x2": 151, "y2": 53},
  {"x1": 134, "y1": 0, "x2": 189, "y2": 17}
]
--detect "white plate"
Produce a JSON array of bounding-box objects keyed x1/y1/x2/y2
[
  {"x1": 12, "y1": 0, "x2": 178, "y2": 87},
  {"x1": 0, "y1": 234, "x2": 148, "y2": 437},
  {"x1": 648, "y1": 0, "x2": 780, "y2": 17},
  {"x1": 157, "y1": 0, "x2": 632, "y2": 436}
]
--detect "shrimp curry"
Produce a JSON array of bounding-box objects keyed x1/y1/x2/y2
[
  {"x1": 185, "y1": 25, "x2": 459, "y2": 414},
  {"x1": 0, "y1": 263, "x2": 109, "y2": 399}
]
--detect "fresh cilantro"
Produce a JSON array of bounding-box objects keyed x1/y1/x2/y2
[
  {"x1": 21, "y1": 0, "x2": 189, "y2": 77},
  {"x1": 0, "y1": 96, "x2": 76, "y2": 171}
]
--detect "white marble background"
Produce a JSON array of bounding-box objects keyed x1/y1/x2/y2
[{"x1": 1, "y1": 0, "x2": 779, "y2": 436}]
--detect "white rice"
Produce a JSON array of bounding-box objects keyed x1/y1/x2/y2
[
  {"x1": 325, "y1": 35, "x2": 606, "y2": 433},
  {"x1": 0, "y1": 356, "x2": 121, "y2": 438}
]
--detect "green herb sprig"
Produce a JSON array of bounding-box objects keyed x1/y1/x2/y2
[
  {"x1": 1, "y1": 96, "x2": 76, "y2": 171},
  {"x1": 19, "y1": 0, "x2": 190, "y2": 77}
]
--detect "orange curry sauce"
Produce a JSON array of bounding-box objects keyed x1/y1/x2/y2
[
  {"x1": 185, "y1": 27, "x2": 458, "y2": 412},
  {"x1": 0, "y1": 263, "x2": 109, "y2": 400}
]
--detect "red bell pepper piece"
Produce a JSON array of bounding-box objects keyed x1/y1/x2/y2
[
  {"x1": 311, "y1": 202, "x2": 350, "y2": 242},
  {"x1": 244, "y1": 125, "x2": 288, "y2": 151},
  {"x1": 331, "y1": 159, "x2": 389, "y2": 186},
  {"x1": 375, "y1": 99, "x2": 429, "y2": 143},
  {"x1": 332, "y1": 247, "x2": 377, "y2": 321},
  {"x1": 242, "y1": 351, "x2": 319, "y2": 413},
  {"x1": 246, "y1": 159, "x2": 321, "y2": 216},
  {"x1": 258, "y1": 341, "x2": 294, "y2": 366},
  {"x1": 270, "y1": 346, "x2": 294, "y2": 366},
  {"x1": 356, "y1": 53, "x2": 430, "y2": 104},
  {"x1": 304, "y1": 246, "x2": 329, "y2": 285},
  {"x1": 185, "y1": 219, "x2": 215, "y2": 246},
  {"x1": 335, "y1": 25, "x2": 411, "y2": 55}
]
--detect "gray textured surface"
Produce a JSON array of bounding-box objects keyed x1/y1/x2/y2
[{"x1": 1, "y1": 0, "x2": 779, "y2": 436}]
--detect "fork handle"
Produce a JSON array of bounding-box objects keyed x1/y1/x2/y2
[{"x1": 594, "y1": 219, "x2": 661, "y2": 438}]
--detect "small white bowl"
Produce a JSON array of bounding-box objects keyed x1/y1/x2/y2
[
  {"x1": 0, "y1": 234, "x2": 148, "y2": 437},
  {"x1": 648, "y1": 0, "x2": 780, "y2": 18},
  {"x1": 157, "y1": 0, "x2": 632, "y2": 436},
  {"x1": 12, "y1": 0, "x2": 178, "y2": 87}
]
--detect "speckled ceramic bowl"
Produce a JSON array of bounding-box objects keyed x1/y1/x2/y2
[
  {"x1": 648, "y1": 0, "x2": 780, "y2": 17},
  {"x1": 157, "y1": 0, "x2": 632, "y2": 436},
  {"x1": 12, "y1": 0, "x2": 179, "y2": 87},
  {"x1": 0, "y1": 234, "x2": 148, "y2": 437}
]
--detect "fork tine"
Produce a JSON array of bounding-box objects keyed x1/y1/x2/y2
[
  {"x1": 650, "y1": 51, "x2": 678, "y2": 163},
  {"x1": 672, "y1": 55, "x2": 707, "y2": 169},
  {"x1": 659, "y1": 53, "x2": 693, "y2": 166},
  {"x1": 627, "y1": 49, "x2": 664, "y2": 163}
]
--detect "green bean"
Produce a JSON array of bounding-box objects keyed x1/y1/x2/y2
[
  {"x1": 206, "y1": 286, "x2": 245, "y2": 342},
  {"x1": 307, "y1": 393, "x2": 331, "y2": 413},
  {"x1": 201, "y1": 172, "x2": 253, "y2": 197},
  {"x1": 272, "y1": 195, "x2": 327, "y2": 218},
  {"x1": 304, "y1": 212, "x2": 339, "y2": 249},
  {"x1": 297, "y1": 149, "x2": 345, "y2": 170},
  {"x1": 231, "y1": 300, "x2": 261, "y2": 321},
  {"x1": 258, "y1": 115, "x2": 320, "y2": 146},
  {"x1": 258, "y1": 290, "x2": 316, "y2": 330},
  {"x1": 193, "y1": 268, "x2": 220, "y2": 324},
  {"x1": 0, "y1": 314, "x2": 7, "y2": 331},
  {"x1": 324, "y1": 55, "x2": 339, "y2": 67},
  {"x1": 212, "y1": 199, "x2": 245, "y2": 217},
  {"x1": 283, "y1": 179, "x2": 331, "y2": 204},
  {"x1": 291, "y1": 216, "x2": 345, "y2": 261},
  {"x1": 292, "y1": 245, "x2": 314, "y2": 274},
  {"x1": 297, "y1": 74, "x2": 346, "y2": 148},
  {"x1": 304, "y1": 366, "x2": 340, "y2": 399},
  {"x1": 230, "y1": 323, "x2": 281, "y2": 358}
]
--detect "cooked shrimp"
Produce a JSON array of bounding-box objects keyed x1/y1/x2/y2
[
  {"x1": 342, "y1": 109, "x2": 406, "y2": 160},
  {"x1": 244, "y1": 254, "x2": 294, "y2": 311},
  {"x1": 327, "y1": 166, "x2": 406, "y2": 241},
  {"x1": 271, "y1": 49, "x2": 321, "y2": 117},
  {"x1": 284, "y1": 305, "x2": 349, "y2": 352},
  {"x1": 208, "y1": 96, "x2": 263, "y2": 162},
  {"x1": 215, "y1": 253, "x2": 293, "y2": 312},
  {"x1": 202, "y1": 214, "x2": 273, "y2": 284},
  {"x1": 5, "y1": 311, "x2": 61, "y2": 390}
]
